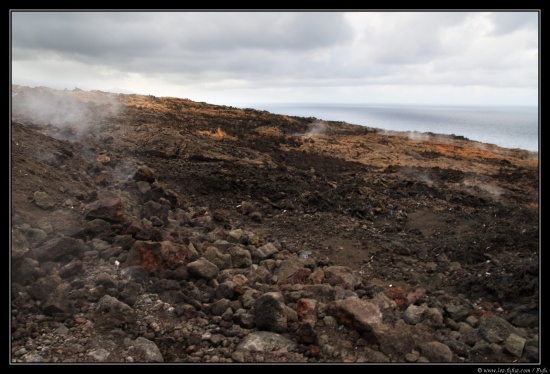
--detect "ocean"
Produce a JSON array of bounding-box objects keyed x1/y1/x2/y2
[{"x1": 245, "y1": 103, "x2": 539, "y2": 153}]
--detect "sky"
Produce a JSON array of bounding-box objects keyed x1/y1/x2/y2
[{"x1": 10, "y1": 10, "x2": 540, "y2": 107}]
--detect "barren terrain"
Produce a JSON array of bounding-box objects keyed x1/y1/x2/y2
[{"x1": 10, "y1": 85, "x2": 540, "y2": 364}]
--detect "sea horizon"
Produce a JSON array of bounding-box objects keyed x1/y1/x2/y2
[{"x1": 240, "y1": 102, "x2": 539, "y2": 154}]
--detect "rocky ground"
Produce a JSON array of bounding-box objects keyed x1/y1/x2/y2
[{"x1": 10, "y1": 85, "x2": 540, "y2": 365}]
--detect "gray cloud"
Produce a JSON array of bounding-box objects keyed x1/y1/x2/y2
[
  {"x1": 12, "y1": 12, "x2": 353, "y2": 73},
  {"x1": 173, "y1": 12, "x2": 353, "y2": 51},
  {"x1": 487, "y1": 11, "x2": 539, "y2": 36},
  {"x1": 357, "y1": 12, "x2": 472, "y2": 65},
  {"x1": 10, "y1": 10, "x2": 539, "y2": 106},
  {"x1": 12, "y1": 12, "x2": 165, "y2": 60}
]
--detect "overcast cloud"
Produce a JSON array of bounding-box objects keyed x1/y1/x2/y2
[{"x1": 10, "y1": 10, "x2": 539, "y2": 106}]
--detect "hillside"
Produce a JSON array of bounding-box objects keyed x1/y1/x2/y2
[{"x1": 10, "y1": 85, "x2": 540, "y2": 364}]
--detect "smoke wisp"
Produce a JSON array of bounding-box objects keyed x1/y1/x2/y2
[{"x1": 11, "y1": 87, "x2": 121, "y2": 142}]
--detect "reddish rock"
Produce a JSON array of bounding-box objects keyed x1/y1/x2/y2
[
  {"x1": 123, "y1": 240, "x2": 198, "y2": 272},
  {"x1": 85, "y1": 195, "x2": 124, "y2": 223},
  {"x1": 133, "y1": 166, "x2": 156, "y2": 183},
  {"x1": 385, "y1": 286, "x2": 406, "y2": 309}
]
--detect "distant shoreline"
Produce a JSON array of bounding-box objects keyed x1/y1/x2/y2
[{"x1": 245, "y1": 102, "x2": 539, "y2": 153}]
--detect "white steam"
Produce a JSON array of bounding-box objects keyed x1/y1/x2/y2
[
  {"x1": 112, "y1": 158, "x2": 141, "y2": 183},
  {"x1": 414, "y1": 172, "x2": 434, "y2": 186},
  {"x1": 290, "y1": 120, "x2": 329, "y2": 139},
  {"x1": 11, "y1": 87, "x2": 120, "y2": 141},
  {"x1": 307, "y1": 121, "x2": 328, "y2": 136},
  {"x1": 462, "y1": 178, "x2": 503, "y2": 197},
  {"x1": 13, "y1": 90, "x2": 91, "y2": 127},
  {"x1": 405, "y1": 131, "x2": 432, "y2": 142}
]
